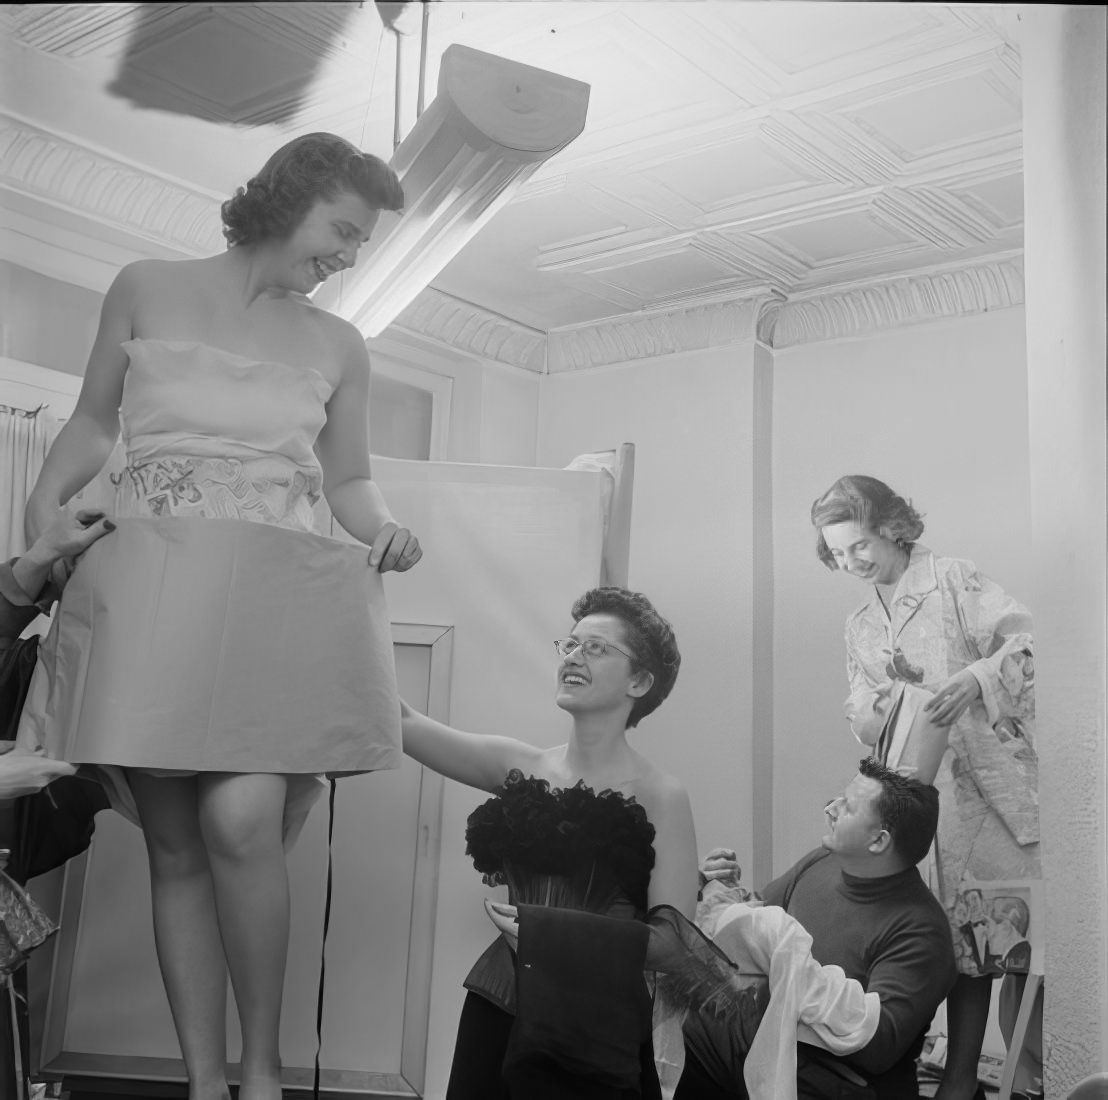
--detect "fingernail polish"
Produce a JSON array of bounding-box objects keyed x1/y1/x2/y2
[{"x1": 104, "y1": 520, "x2": 116, "y2": 531}]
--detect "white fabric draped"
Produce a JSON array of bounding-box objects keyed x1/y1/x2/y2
[{"x1": 0, "y1": 405, "x2": 59, "y2": 560}]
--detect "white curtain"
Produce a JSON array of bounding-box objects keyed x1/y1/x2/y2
[{"x1": 0, "y1": 404, "x2": 60, "y2": 560}]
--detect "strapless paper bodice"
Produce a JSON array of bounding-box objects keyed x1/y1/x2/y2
[
  {"x1": 120, "y1": 339, "x2": 332, "y2": 469},
  {"x1": 115, "y1": 339, "x2": 334, "y2": 531}
]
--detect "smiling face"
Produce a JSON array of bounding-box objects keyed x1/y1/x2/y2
[
  {"x1": 822, "y1": 773, "x2": 887, "y2": 858},
  {"x1": 554, "y1": 612, "x2": 652, "y2": 721},
  {"x1": 820, "y1": 521, "x2": 907, "y2": 586},
  {"x1": 278, "y1": 189, "x2": 381, "y2": 294}
]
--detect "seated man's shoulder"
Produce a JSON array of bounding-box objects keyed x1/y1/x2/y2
[{"x1": 761, "y1": 847, "x2": 833, "y2": 906}]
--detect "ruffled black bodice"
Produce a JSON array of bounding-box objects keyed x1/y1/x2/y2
[{"x1": 465, "y1": 769, "x2": 656, "y2": 914}]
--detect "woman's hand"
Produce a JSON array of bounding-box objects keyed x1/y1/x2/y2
[
  {"x1": 34, "y1": 509, "x2": 116, "y2": 563},
  {"x1": 700, "y1": 847, "x2": 742, "y2": 888},
  {"x1": 368, "y1": 522, "x2": 422, "y2": 573},
  {"x1": 923, "y1": 669, "x2": 982, "y2": 726},
  {"x1": 17, "y1": 509, "x2": 116, "y2": 599},
  {"x1": 483, "y1": 898, "x2": 519, "y2": 953}
]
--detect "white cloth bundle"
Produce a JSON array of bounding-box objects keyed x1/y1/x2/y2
[{"x1": 704, "y1": 900, "x2": 880, "y2": 1100}]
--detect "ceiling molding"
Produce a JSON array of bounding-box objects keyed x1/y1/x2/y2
[
  {"x1": 0, "y1": 113, "x2": 224, "y2": 256},
  {"x1": 761, "y1": 255, "x2": 1024, "y2": 349},
  {"x1": 392, "y1": 288, "x2": 548, "y2": 373},
  {"x1": 545, "y1": 295, "x2": 774, "y2": 373}
]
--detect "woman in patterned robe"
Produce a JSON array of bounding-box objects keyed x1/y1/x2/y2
[{"x1": 811, "y1": 475, "x2": 1039, "y2": 1100}]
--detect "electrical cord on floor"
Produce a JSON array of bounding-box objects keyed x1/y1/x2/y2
[{"x1": 313, "y1": 777, "x2": 338, "y2": 1100}]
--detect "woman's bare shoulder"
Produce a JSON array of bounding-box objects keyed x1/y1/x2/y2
[
  {"x1": 294, "y1": 303, "x2": 369, "y2": 374},
  {"x1": 629, "y1": 758, "x2": 689, "y2": 815}
]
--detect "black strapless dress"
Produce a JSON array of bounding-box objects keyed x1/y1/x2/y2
[{"x1": 446, "y1": 771, "x2": 766, "y2": 1100}]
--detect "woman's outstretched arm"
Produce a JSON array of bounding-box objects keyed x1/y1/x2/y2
[{"x1": 399, "y1": 697, "x2": 542, "y2": 793}]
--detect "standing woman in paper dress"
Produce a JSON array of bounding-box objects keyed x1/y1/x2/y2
[
  {"x1": 810, "y1": 475, "x2": 1039, "y2": 1100},
  {"x1": 20, "y1": 133, "x2": 422, "y2": 1100}
]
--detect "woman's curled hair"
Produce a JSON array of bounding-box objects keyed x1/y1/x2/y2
[
  {"x1": 221, "y1": 132, "x2": 404, "y2": 247},
  {"x1": 571, "y1": 586, "x2": 681, "y2": 728},
  {"x1": 810, "y1": 475, "x2": 924, "y2": 569}
]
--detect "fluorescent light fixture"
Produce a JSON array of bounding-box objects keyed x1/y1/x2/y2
[{"x1": 320, "y1": 44, "x2": 590, "y2": 337}]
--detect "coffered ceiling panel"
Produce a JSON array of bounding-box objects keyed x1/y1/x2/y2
[
  {"x1": 1, "y1": 1, "x2": 1027, "y2": 351},
  {"x1": 647, "y1": 135, "x2": 817, "y2": 212},
  {"x1": 762, "y1": 207, "x2": 918, "y2": 265},
  {"x1": 587, "y1": 246, "x2": 738, "y2": 300},
  {"x1": 955, "y1": 172, "x2": 1025, "y2": 230},
  {"x1": 844, "y1": 73, "x2": 1021, "y2": 159},
  {"x1": 718, "y1": 3, "x2": 944, "y2": 76}
]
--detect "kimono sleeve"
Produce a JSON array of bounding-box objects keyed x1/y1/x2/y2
[
  {"x1": 845, "y1": 636, "x2": 900, "y2": 748},
  {"x1": 949, "y1": 562, "x2": 1034, "y2": 728}
]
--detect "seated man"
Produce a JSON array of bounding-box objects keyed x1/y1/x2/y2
[{"x1": 677, "y1": 758, "x2": 956, "y2": 1100}]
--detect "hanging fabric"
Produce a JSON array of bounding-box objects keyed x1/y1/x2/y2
[{"x1": 0, "y1": 406, "x2": 60, "y2": 561}]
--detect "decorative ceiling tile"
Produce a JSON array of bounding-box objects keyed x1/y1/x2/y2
[
  {"x1": 717, "y1": 3, "x2": 944, "y2": 77},
  {"x1": 764, "y1": 112, "x2": 902, "y2": 187},
  {"x1": 843, "y1": 71, "x2": 1020, "y2": 160},
  {"x1": 759, "y1": 206, "x2": 917, "y2": 266},
  {"x1": 702, "y1": 231, "x2": 810, "y2": 290},
  {"x1": 10, "y1": 3, "x2": 170, "y2": 58},
  {"x1": 646, "y1": 133, "x2": 816, "y2": 212},
  {"x1": 870, "y1": 187, "x2": 999, "y2": 250},
  {"x1": 584, "y1": 244, "x2": 738, "y2": 301},
  {"x1": 954, "y1": 172, "x2": 1025, "y2": 229}
]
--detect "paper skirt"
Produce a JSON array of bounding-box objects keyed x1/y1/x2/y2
[{"x1": 17, "y1": 516, "x2": 401, "y2": 777}]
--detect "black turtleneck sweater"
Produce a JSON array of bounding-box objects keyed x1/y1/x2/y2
[{"x1": 762, "y1": 848, "x2": 956, "y2": 1099}]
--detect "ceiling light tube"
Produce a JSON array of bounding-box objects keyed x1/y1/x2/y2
[{"x1": 324, "y1": 44, "x2": 590, "y2": 337}]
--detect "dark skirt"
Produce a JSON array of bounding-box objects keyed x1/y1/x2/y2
[{"x1": 446, "y1": 991, "x2": 663, "y2": 1100}]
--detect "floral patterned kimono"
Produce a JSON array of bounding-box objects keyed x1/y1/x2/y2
[{"x1": 843, "y1": 545, "x2": 1039, "y2": 976}]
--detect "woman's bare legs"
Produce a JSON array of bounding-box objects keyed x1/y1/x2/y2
[
  {"x1": 129, "y1": 772, "x2": 231, "y2": 1100},
  {"x1": 936, "y1": 974, "x2": 993, "y2": 1100},
  {"x1": 199, "y1": 772, "x2": 289, "y2": 1100}
]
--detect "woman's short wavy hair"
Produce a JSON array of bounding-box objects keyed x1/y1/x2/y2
[
  {"x1": 810, "y1": 475, "x2": 925, "y2": 570},
  {"x1": 571, "y1": 587, "x2": 681, "y2": 729},
  {"x1": 221, "y1": 132, "x2": 403, "y2": 247}
]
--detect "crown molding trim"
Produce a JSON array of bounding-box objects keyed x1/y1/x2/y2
[
  {"x1": 0, "y1": 112, "x2": 224, "y2": 256},
  {"x1": 760, "y1": 255, "x2": 1024, "y2": 348},
  {"x1": 392, "y1": 288, "x2": 548, "y2": 373},
  {"x1": 545, "y1": 296, "x2": 774, "y2": 373},
  {"x1": 394, "y1": 256, "x2": 1025, "y2": 369}
]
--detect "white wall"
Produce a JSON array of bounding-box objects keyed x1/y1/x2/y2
[
  {"x1": 770, "y1": 308, "x2": 1032, "y2": 870},
  {"x1": 369, "y1": 329, "x2": 541, "y2": 467},
  {"x1": 0, "y1": 260, "x2": 102, "y2": 375},
  {"x1": 535, "y1": 346, "x2": 758, "y2": 878}
]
